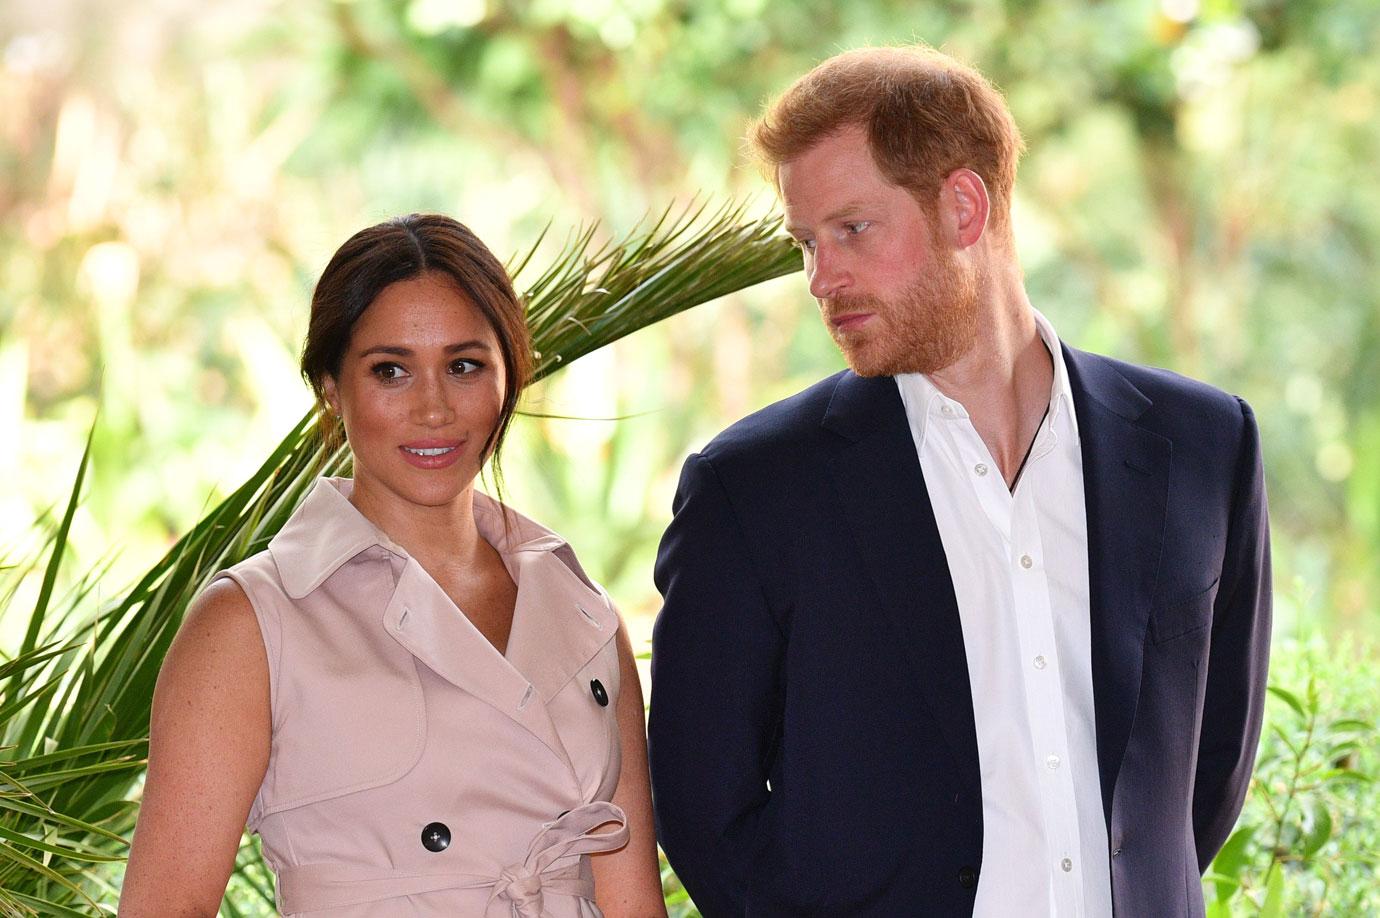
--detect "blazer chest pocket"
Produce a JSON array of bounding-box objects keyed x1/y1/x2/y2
[{"x1": 1149, "y1": 576, "x2": 1220, "y2": 645}]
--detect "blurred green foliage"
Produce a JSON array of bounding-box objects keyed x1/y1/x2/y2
[
  {"x1": 2, "y1": 0, "x2": 1379, "y2": 913},
  {"x1": 1205, "y1": 637, "x2": 1380, "y2": 915},
  {"x1": 3, "y1": 0, "x2": 1377, "y2": 638}
]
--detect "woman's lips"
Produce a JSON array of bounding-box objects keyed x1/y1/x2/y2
[{"x1": 398, "y1": 440, "x2": 464, "y2": 469}]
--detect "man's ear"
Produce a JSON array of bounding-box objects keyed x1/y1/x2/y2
[{"x1": 943, "y1": 168, "x2": 990, "y2": 249}]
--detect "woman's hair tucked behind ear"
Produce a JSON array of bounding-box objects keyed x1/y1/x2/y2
[{"x1": 301, "y1": 214, "x2": 533, "y2": 483}]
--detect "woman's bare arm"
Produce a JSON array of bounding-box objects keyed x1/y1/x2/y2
[
  {"x1": 120, "y1": 579, "x2": 271, "y2": 917},
  {"x1": 591, "y1": 622, "x2": 668, "y2": 917}
]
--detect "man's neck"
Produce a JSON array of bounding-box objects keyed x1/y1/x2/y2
[{"x1": 929, "y1": 270, "x2": 1054, "y2": 487}]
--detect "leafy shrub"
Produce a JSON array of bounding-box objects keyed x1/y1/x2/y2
[{"x1": 1205, "y1": 637, "x2": 1380, "y2": 916}]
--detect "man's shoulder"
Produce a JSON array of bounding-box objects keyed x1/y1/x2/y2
[
  {"x1": 698, "y1": 370, "x2": 851, "y2": 468},
  {"x1": 1067, "y1": 346, "x2": 1250, "y2": 428}
]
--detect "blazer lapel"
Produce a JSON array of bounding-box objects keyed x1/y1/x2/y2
[
  {"x1": 822, "y1": 372, "x2": 981, "y2": 799},
  {"x1": 1063, "y1": 345, "x2": 1171, "y2": 820}
]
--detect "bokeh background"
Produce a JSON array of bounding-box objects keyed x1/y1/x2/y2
[{"x1": 2, "y1": 0, "x2": 1378, "y2": 913}]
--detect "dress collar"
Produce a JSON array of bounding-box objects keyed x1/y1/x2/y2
[{"x1": 269, "y1": 477, "x2": 574, "y2": 600}]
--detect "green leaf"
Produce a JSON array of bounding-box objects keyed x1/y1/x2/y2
[
  {"x1": 15, "y1": 423, "x2": 94, "y2": 662},
  {"x1": 1299, "y1": 797, "x2": 1333, "y2": 858},
  {"x1": 1267, "y1": 685, "x2": 1307, "y2": 719},
  {"x1": 0, "y1": 824, "x2": 124, "y2": 863},
  {"x1": 1320, "y1": 768, "x2": 1374, "y2": 785},
  {"x1": 1204, "y1": 896, "x2": 1234, "y2": 918},
  {"x1": 1207, "y1": 825, "x2": 1255, "y2": 899},
  {"x1": 1328, "y1": 718, "x2": 1375, "y2": 734},
  {"x1": 1260, "y1": 863, "x2": 1286, "y2": 918}
]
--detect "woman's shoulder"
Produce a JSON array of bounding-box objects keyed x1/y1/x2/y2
[{"x1": 166, "y1": 574, "x2": 267, "y2": 683}]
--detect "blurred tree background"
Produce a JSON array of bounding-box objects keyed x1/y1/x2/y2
[{"x1": 2, "y1": 0, "x2": 1378, "y2": 913}]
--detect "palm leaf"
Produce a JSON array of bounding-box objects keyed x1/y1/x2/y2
[{"x1": 0, "y1": 203, "x2": 798, "y2": 912}]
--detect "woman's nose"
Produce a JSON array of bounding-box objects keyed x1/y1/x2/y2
[{"x1": 411, "y1": 376, "x2": 455, "y2": 426}]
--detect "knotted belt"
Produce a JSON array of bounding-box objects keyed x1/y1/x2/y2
[{"x1": 276, "y1": 801, "x2": 629, "y2": 916}]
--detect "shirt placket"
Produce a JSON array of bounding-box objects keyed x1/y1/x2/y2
[{"x1": 1011, "y1": 428, "x2": 1087, "y2": 918}]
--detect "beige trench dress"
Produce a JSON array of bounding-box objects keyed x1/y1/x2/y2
[{"x1": 216, "y1": 477, "x2": 628, "y2": 917}]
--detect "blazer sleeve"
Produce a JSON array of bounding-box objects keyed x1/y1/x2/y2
[
  {"x1": 1192, "y1": 397, "x2": 1272, "y2": 870},
  {"x1": 648, "y1": 451, "x2": 785, "y2": 917}
]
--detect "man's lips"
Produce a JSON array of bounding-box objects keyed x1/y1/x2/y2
[
  {"x1": 829, "y1": 312, "x2": 874, "y2": 332},
  {"x1": 398, "y1": 439, "x2": 465, "y2": 469}
]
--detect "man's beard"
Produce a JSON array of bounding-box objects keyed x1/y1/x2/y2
[{"x1": 825, "y1": 250, "x2": 981, "y2": 378}]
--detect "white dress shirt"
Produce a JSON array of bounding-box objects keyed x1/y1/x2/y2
[{"x1": 895, "y1": 310, "x2": 1112, "y2": 917}]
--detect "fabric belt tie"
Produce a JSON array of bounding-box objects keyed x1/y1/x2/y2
[{"x1": 276, "y1": 801, "x2": 628, "y2": 917}]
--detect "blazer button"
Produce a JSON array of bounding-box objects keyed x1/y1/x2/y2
[
  {"x1": 957, "y1": 865, "x2": 978, "y2": 889},
  {"x1": 421, "y1": 822, "x2": 451, "y2": 852},
  {"x1": 590, "y1": 679, "x2": 609, "y2": 707}
]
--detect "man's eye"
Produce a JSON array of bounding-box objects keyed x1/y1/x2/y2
[
  {"x1": 845, "y1": 221, "x2": 871, "y2": 235},
  {"x1": 795, "y1": 238, "x2": 816, "y2": 253}
]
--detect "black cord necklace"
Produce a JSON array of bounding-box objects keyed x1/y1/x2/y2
[{"x1": 1008, "y1": 402, "x2": 1051, "y2": 494}]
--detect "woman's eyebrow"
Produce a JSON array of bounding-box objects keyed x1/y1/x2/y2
[{"x1": 357, "y1": 340, "x2": 493, "y2": 358}]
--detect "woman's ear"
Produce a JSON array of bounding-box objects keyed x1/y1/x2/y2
[{"x1": 321, "y1": 376, "x2": 341, "y2": 416}]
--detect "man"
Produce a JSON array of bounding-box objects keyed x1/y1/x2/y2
[{"x1": 648, "y1": 46, "x2": 1270, "y2": 916}]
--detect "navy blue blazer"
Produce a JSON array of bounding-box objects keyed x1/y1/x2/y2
[{"x1": 648, "y1": 345, "x2": 1271, "y2": 916}]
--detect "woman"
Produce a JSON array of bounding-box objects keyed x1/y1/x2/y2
[{"x1": 121, "y1": 214, "x2": 667, "y2": 917}]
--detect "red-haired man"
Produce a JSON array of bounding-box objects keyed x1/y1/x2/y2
[{"x1": 650, "y1": 46, "x2": 1270, "y2": 917}]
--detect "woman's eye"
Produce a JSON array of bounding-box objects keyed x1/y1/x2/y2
[
  {"x1": 451, "y1": 358, "x2": 484, "y2": 375},
  {"x1": 370, "y1": 362, "x2": 407, "y2": 382}
]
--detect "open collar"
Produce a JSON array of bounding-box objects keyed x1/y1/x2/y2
[
  {"x1": 893, "y1": 307, "x2": 1079, "y2": 452},
  {"x1": 268, "y1": 477, "x2": 619, "y2": 769},
  {"x1": 268, "y1": 477, "x2": 578, "y2": 600}
]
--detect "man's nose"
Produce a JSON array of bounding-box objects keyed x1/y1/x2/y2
[{"x1": 807, "y1": 244, "x2": 849, "y2": 300}]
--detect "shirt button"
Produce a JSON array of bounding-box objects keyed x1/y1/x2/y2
[
  {"x1": 1061, "y1": 857, "x2": 1074, "y2": 872},
  {"x1": 941, "y1": 404, "x2": 956, "y2": 417},
  {"x1": 1033, "y1": 655, "x2": 1047, "y2": 670},
  {"x1": 421, "y1": 822, "x2": 451, "y2": 852},
  {"x1": 957, "y1": 865, "x2": 978, "y2": 889},
  {"x1": 1046, "y1": 754, "x2": 1061, "y2": 770},
  {"x1": 590, "y1": 678, "x2": 609, "y2": 707},
  {"x1": 1019, "y1": 555, "x2": 1033, "y2": 569},
  {"x1": 974, "y1": 462, "x2": 988, "y2": 477}
]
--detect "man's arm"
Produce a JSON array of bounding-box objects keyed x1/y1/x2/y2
[
  {"x1": 648, "y1": 452, "x2": 785, "y2": 917},
  {"x1": 1192, "y1": 398, "x2": 1272, "y2": 870}
]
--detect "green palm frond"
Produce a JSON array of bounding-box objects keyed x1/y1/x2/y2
[{"x1": 0, "y1": 203, "x2": 798, "y2": 913}]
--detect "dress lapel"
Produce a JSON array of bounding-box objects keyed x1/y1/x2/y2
[
  {"x1": 381, "y1": 558, "x2": 576, "y2": 772},
  {"x1": 821, "y1": 372, "x2": 981, "y2": 800},
  {"x1": 1063, "y1": 345, "x2": 1171, "y2": 820},
  {"x1": 503, "y1": 547, "x2": 618, "y2": 704}
]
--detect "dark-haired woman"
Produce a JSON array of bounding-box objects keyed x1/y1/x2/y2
[{"x1": 121, "y1": 215, "x2": 667, "y2": 917}]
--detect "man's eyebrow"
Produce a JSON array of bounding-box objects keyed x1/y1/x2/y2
[
  {"x1": 357, "y1": 340, "x2": 494, "y2": 358},
  {"x1": 784, "y1": 202, "x2": 876, "y2": 235}
]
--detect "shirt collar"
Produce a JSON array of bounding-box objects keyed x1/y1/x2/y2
[
  {"x1": 269, "y1": 477, "x2": 571, "y2": 600},
  {"x1": 894, "y1": 307, "x2": 1079, "y2": 451}
]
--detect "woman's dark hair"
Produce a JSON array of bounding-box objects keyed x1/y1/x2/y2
[{"x1": 301, "y1": 213, "x2": 532, "y2": 481}]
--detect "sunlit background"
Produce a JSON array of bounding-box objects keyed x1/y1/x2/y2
[{"x1": 2, "y1": 0, "x2": 1378, "y2": 911}]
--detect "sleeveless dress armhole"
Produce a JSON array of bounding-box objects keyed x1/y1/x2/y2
[{"x1": 210, "y1": 566, "x2": 282, "y2": 830}]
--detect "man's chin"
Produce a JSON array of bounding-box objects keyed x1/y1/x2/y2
[
  {"x1": 840, "y1": 342, "x2": 971, "y2": 378},
  {"x1": 838, "y1": 344, "x2": 900, "y2": 378}
]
